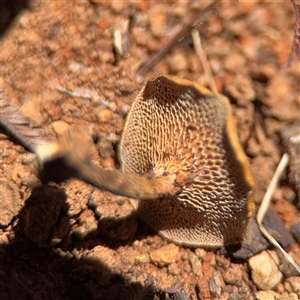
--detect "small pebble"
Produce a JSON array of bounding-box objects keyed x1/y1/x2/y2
[
  {"x1": 188, "y1": 252, "x2": 202, "y2": 276},
  {"x1": 248, "y1": 250, "x2": 283, "y2": 290},
  {"x1": 210, "y1": 270, "x2": 223, "y2": 297},
  {"x1": 95, "y1": 108, "x2": 113, "y2": 123},
  {"x1": 223, "y1": 264, "x2": 243, "y2": 285},
  {"x1": 22, "y1": 152, "x2": 36, "y2": 164},
  {"x1": 149, "y1": 243, "x2": 180, "y2": 267},
  {"x1": 72, "y1": 210, "x2": 98, "y2": 240},
  {"x1": 168, "y1": 49, "x2": 189, "y2": 74},
  {"x1": 51, "y1": 120, "x2": 70, "y2": 135},
  {"x1": 101, "y1": 157, "x2": 115, "y2": 169},
  {"x1": 255, "y1": 290, "x2": 281, "y2": 300},
  {"x1": 135, "y1": 253, "x2": 150, "y2": 264},
  {"x1": 0, "y1": 180, "x2": 22, "y2": 226},
  {"x1": 195, "y1": 248, "x2": 207, "y2": 259},
  {"x1": 284, "y1": 276, "x2": 300, "y2": 297},
  {"x1": 167, "y1": 263, "x2": 181, "y2": 275}
]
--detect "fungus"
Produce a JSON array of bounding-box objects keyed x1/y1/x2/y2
[
  {"x1": 37, "y1": 75, "x2": 254, "y2": 247},
  {"x1": 120, "y1": 75, "x2": 255, "y2": 247}
]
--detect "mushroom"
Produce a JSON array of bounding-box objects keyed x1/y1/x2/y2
[
  {"x1": 36, "y1": 75, "x2": 254, "y2": 247},
  {"x1": 120, "y1": 75, "x2": 255, "y2": 247}
]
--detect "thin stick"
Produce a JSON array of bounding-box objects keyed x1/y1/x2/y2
[
  {"x1": 256, "y1": 153, "x2": 289, "y2": 224},
  {"x1": 56, "y1": 86, "x2": 93, "y2": 100},
  {"x1": 191, "y1": 29, "x2": 218, "y2": 95},
  {"x1": 256, "y1": 153, "x2": 300, "y2": 274},
  {"x1": 137, "y1": 0, "x2": 221, "y2": 76}
]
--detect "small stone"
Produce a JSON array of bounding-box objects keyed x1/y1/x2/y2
[
  {"x1": 168, "y1": 262, "x2": 181, "y2": 275},
  {"x1": 181, "y1": 251, "x2": 189, "y2": 261},
  {"x1": 22, "y1": 152, "x2": 36, "y2": 164},
  {"x1": 95, "y1": 108, "x2": 113, "y2": 123},
  {"x1": 182, "y1": 259, "x2": 192, "y2": 273},
  {"x1": 210, "y1": 270, "x2": 223, "y2": 297},
  {"x1": 223, "y1": 264, "x2": 243, "y2": 285},
  {"x1": 135, "y1": 253, "x2": 150, "y2": 264},
  {"x1": 66, "y1": 180, "x2": 93, "y2": 217},
  {"x1": 132, "y1": 240, "x2": 140, "y2": 248},
  {"x1": 148, "y1": 4, "x2": 167, "y2": 37},
  {"x1": 88, "y1": 245, "x2": 116, "y2": 264},
  {"x1": 97, "y1": 138, "x2": 115, "y2": 158},
  {"x1": 110, "y1": 1, "x2": 126, "y2": 13},
  {"x1": 225, "y1": 75, "x2": 256, "y2": 104},
  {"x1": 216, "y1": 255, "x2": 230, "y2": 269},
  {"x1": 51, "y1": 120, "x2": 71, "y2": 135},
  {"x1": 203, "y1": 252, "x2": 216, "y2": 265},
  {"x1": 219, "y1": 292, "x2": 230, "y2": 300},
  {"x1": 119, "y1": 247, "x2": 139, "y2": 272},
  {"x1": 72, "y1": 210, "x2": 98, "y2": 240},
  {"x1": 248, "y1": 250, "x2": 283, "y2": 290},
  {"x1": 0, "y1": 232, "x2": 9, "y2": 249},
  {"x1": 189, "y1": 252, "x2": 202, "y2": 276},
  {"x1": 197, "y1": 275, "x2": 211, "y2": 299},
  {"x1": 264, "y1": 72, "x2": 298, "y2": 121},
  {"x1": 202, "y1": 261, "x2": 214, "y2": 278},
  {"x1": 255, "y1": 290, "x2": 280, "y2": 300},
  {"x1": 284, "y1": 276, "x2": 300, "y2": 297},
  {"x1": 195, "y1": 248, "x2": 207, "y2": 259},
  {"x1": 132, "y1": 27, "x2": 148, "y2": 46},
  {"x1": 101, "y1": 157, "x2": 115, "y2": 169},
  {"x1": 20, "y1": 172, "x2": 39, "y2": 187},
  {"x1": 19, "y1": 95, "x2": 44, "y2": 124},
  {"x1": 278, "y1": 293, "x2": 298, "y2": 300},
  {"x1": 149, "y1": 243, "x2": 180, "y2": 267},
  {"x1": 0, "y1": 180, "x2": 22, "y2": 226},
  {"x1": 168, "y1": 49, "x2": 189, "y2": 74},
  {"x1": 224, "y1": 53, "x2": 246, "y2": 73}
]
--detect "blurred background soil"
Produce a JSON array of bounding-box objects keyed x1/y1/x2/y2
[{"x1": 0, "y1": 1, "x2": 299, "y2": 299}]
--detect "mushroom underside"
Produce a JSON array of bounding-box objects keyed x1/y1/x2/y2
[{"x1": 121, "y1": 75, "x2": 254, "y2": 247}]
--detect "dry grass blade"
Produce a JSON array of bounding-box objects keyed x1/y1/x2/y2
[
  {"x1": 0, "y1": 91, "x2": 51, "y2": 152},
  {"x1": 287, "y1": 0, "x2": 300, "y2": 66},
  {"x1": 191, "y1": 29, "x2": 218, "y2": 95},
  {"x1": 256, "y1": 153, "x2": 300, "y2": 274},
  {"x1": 137, "y1": 0, "x2": 221, "y2": 76}
]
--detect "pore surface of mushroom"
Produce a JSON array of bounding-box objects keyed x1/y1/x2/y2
[{"x1": 120, "y1": 75, "x2": 255, "y2": 247}]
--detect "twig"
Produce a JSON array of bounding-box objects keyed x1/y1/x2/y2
[
  {"x1": 56, "y1": 86, "x2": 94, "y2": 100},
  {"x1": 113, "y1": 19, "x2": 130, "y2": 58},
  {"x1": 137, "y1": 0, "x2": 221, "y2": 76},
  {"x1": 256, "y1": 153, "x2": 300, "y2": 274},
  {"x1": 191, "y1": 29, "x2": 218, "y2": 95}
]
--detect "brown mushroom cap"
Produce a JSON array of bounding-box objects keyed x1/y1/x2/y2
[{"x1": 120, "y1": 75, "x2": 254, "y2": 247}]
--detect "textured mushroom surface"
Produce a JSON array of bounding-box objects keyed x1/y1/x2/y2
[{"x1": 120, "y1": 75, "x2": 255, "y2": 247}]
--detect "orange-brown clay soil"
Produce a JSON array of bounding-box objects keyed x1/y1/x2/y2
[{"x1": 0, "y1": 1, "x2": 299, "y2": 299}]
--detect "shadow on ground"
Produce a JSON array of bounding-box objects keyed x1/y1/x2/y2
[
  {"x1": 0, "y1": 185, "x2": 157, "y2": 300},
  {"x1": 0, "y1": 0, "x2": 31, "y2": 37}
]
